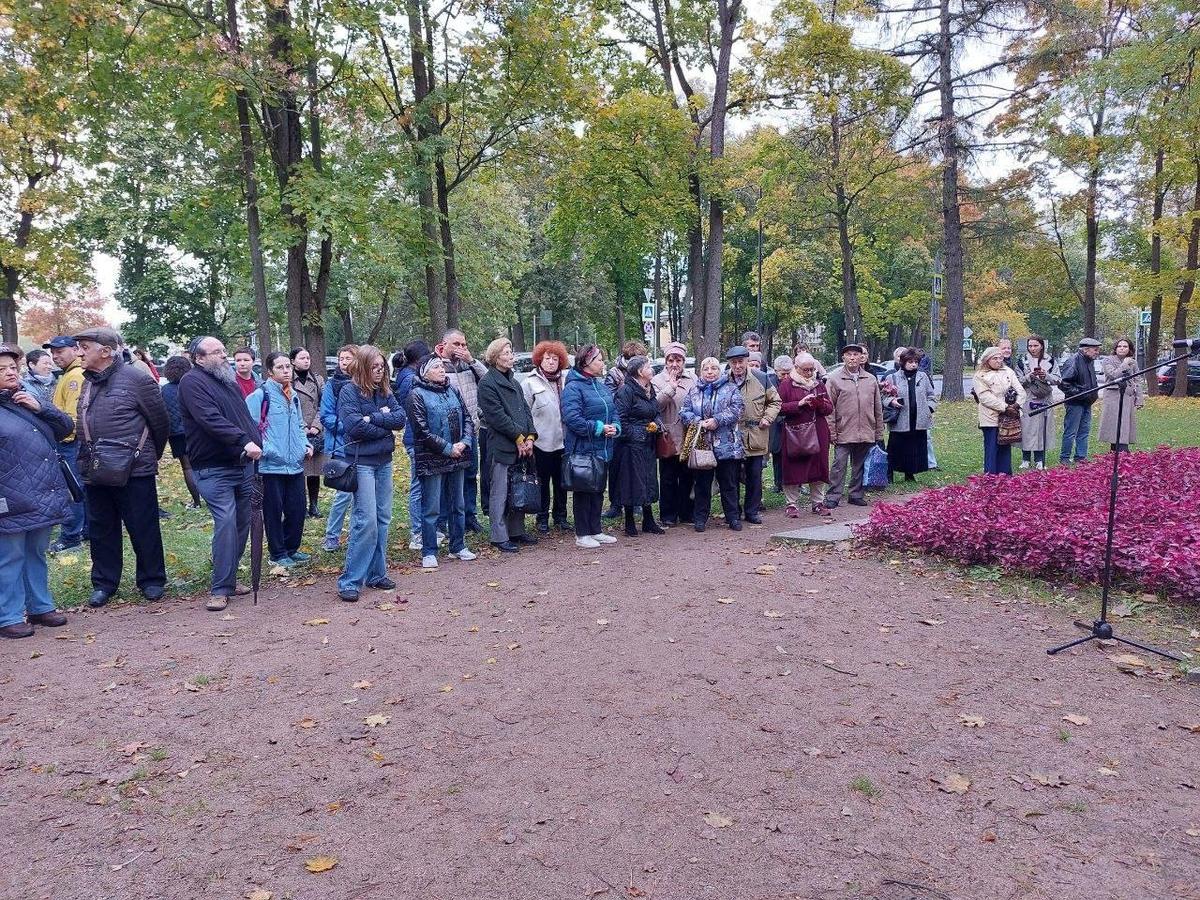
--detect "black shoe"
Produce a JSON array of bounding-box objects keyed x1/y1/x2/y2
[
  {"x1": 693, "y1": 522, "x2": 706, "y2": 533},
  {"x1": 848, "y1": 497, "x2": 869, "y2": 507},
  {"x1": 308, "y1": 502, "x2": 321, "y2": 518},
  {"x1": 536, "y1": 519, "x2": 550, "y2": 534},
  {"x1": 338, "y1": 589, "x2": 359, "y2": 602},
  {"x1": 555, "y1": 520, "x2": 573, "y2": 532},
  {"x1": 824, "y1": 500, "x2": 839, "y2": 510},
  {"x1": 158, "y1": 508, "x2": 173, "y2": 520},
  {"x1": 660, "y1": 518, "x2": 678, "y2": 528},
  {"x1": 728, "y1": 520, "x2": 743, "y2": 531},
  {"x1": 602, "y1": 506, "x2": 620, "y2": 519},
  {"x1": 0, "y1": 622, "x2": 34, "y2": 639},
  {"x1": 513, "y1": 533, "x2": 538, "y2": 546},
  {"x1": 368, "y1": 576, "x2": 396, "y2": 590},
  {"x1": 642, "y1": 520, "x2": 665, "y2": 535},
  {"x1": 465, "y1": 519, "x2": 483, "y2": 533},
  {"x1": 491, "y1": 541, "x2": 520, "y2": 553},
  {"x1": 903, "y1": 474, "x2": 915, "y2": 482},
  {"x1": 87, "y1": 590, "x2": 112, "y2": 608},
  {"x1": 745, "y1": 514, "x2": 764, "y2": 525},
  {"x1": 142, "y1": 587, "x2": 165, "y2": 602},
  {"x1": 48, "y1": 540, "x2": 82, "y2": 554},
  {"x1": 624, "y1": 523, "x2": 639, "y2": 537}
]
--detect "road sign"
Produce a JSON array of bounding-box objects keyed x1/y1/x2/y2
[
  {"x1": 963, "y1": 338, "x2": 974, "y2": 352},
  {"x1": 932, "y1": 274, "x2": 943, "y2": 297},
  {"x1": 643, "y1": 321, "x2": 654, "y2": 338},
  {"x1": 641, "y1": 302, "x2": 655, "y2": 322},
  {"x1": 1140, "y1": 309, "x2": 1152, "y2": 327},
  {"x1": 962, "y1": 326, "x2": 973, "y2": 339}
]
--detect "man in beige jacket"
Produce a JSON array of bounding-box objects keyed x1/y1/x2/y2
[
  {"x1": 728, "y1": 346, "x2": 780, "y2": 523},
  {"x1": 825, "y1": 344, "x2": 884, "y2": 508}
]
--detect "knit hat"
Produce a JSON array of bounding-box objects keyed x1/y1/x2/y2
[{"x1": 663, "y1": 341, "x2": 687, "y2": 360}]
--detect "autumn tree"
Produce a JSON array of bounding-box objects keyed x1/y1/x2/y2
[{"x1": 19, "y1": 285, "x2": 111, "y2": 344}]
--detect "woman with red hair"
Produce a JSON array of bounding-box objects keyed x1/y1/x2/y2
[{"x1": 522, "y1": 340, "x2": 571, "y2": 532}]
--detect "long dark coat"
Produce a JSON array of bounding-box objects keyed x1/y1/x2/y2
[
  {"x1": 776, "y1": 376, "x2": 833, "y2": 486},
  {"x1": 612, "y1": 378, "x2": 662, "y2": 508}
]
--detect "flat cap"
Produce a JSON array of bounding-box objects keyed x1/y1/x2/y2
[
  {"x1": 1078, "y1": 337, "x2": 1101, "y2": 348},
  {"x1": 840, "y1": 343, "x2": 867, "y2": 356},
  {"x1": 725, "y1": 346, "x2": 750, "y2": 360},
  {"x1": 72, "y1": 326, "x2": 122, "y2": 348}
]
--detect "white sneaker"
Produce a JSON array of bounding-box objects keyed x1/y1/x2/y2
[
  {"x1": 437, "y1": 531, "x2": 448, "y2": 546},
  {"x1": 452, "y1": 548, "x2": 477, "y2": 561},
  {"x1": 592, "y1": 533, "x2": 617, "y2": 544},
  {"x1": 1018, "y1": 461, "x2": 1030, "y2": 470},
  {"x1": 409, "y1": 534, "x2": 422, "y2": 550},
  {"x1": 1035, "y1": 462, "x2": 1045, "y2": 470},
  {"x1": 575, "y1": 535, "x2": 601, "y2": 549},
  {"x1": 421, "y1": 555, "x2": 438, "y2": 569}
]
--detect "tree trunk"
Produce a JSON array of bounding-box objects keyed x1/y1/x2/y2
[
  {"x1": 340, "y1": 305, "x2": 354, "y2": 345},
  {"x1": 1083, "y1": 161, "x2": 1100, "y2": 337},
  {"x1": 435, "y1": 159, "x2": 461, "y2": 329},
  {"x1": 513, "y1": 293, "x2": 527, "y2": 352},
  {"x1": 1147, "y1": 144, "x2": 1166, "y2": 394},
  {"x1": 1173, "y1": 158, "x2": 1200, "y2": 399},
  {"x1": 937, "y1": 0, "x2": 965, "y2": 402},
  {"x1": 225, "y1": 0, "x2": 272, "y2": 356},
  {"x1": 698, "y1": 0, "x2": 742, "y2": 361},
  {"x1": 304, "y1": 58, "x2": 330, "y2": 361},
  {"x1": 686, "y1": 178, "x2": 704, "y2": 349},
  {"x1": 835, "y1": 186, "x2": 863, "y2": 343},
  {"x1": 615, "y1": 275, "x2": 626, "y2": 349}
]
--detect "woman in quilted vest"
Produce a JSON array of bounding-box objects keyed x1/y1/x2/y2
[{"x1": 680, "y1": 357, "x2": 745, "y2": 532}]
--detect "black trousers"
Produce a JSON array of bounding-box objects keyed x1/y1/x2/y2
[
  {"x1": 533, "y1": 446, "x2": 568, "y2": 524},
  {"x1": 771, "y1": 451, "x2": 783, "y2": 491},
  {"x1": 88, "y1": 475, "x2": 166, "y2": 595},
  {"x1": 477, "y1": 429, "x2": 489, "y2": 519},
  {"x1": 658, "y1": 456, "x2": 695, "y2": 524},
  {"x1": 263, "y1": 472, "x2": 306, "y2": 560},
  {"x1": 692, "y1": 459, "x2": 741, "y2": 526},
  {"x1": 573, "y1": 489, "x2": 603, "y2": 537},
  {"x1": 739, "y1": 455, "x2": 765, "y2": 519}
]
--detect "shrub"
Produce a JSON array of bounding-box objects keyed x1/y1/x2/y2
[{"x1": 854, "y1": 446, "x2": 1200, "y2": 600}]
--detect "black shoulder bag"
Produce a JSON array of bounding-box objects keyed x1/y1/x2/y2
[
  {"x1": 321, "y1": 393, "x2": 359, "y2": 492},
  {"x1": 78, "y1": 381, "x2": 149, "y2": 488}
]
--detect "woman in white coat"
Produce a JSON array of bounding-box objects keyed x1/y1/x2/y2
[
  {"x1": 973, "y1": 346, "x2": 1026, "y2": 476},
  {"x1": 522, "y1": 340, "x2": 570, "y2": 533}
]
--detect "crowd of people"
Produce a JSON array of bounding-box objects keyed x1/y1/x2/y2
[{"x1": 0, "y1": 327, "x2": 1148, "y2": 638}]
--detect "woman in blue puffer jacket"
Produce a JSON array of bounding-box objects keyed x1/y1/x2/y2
[
  {"x1": 246, "y1": 352, "x2": 312, "y2": 566},
  {"x1": 680, "y1": 356, "x2": 745, "y2": 532},
  {"x1": 560, "y1": 344, "x2": 621, "y2": 549},
  {"x1": 336, "y1": 345, "x2": 406, "y2": 602}
]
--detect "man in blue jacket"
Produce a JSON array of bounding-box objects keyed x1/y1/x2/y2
[{"x1": 179, "y1": 337, "x2": 262, "y2": 612}]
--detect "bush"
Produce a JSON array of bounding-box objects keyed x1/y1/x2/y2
[{"x1": 854, "y1": 446, "x2": 1200, "y2": 600}]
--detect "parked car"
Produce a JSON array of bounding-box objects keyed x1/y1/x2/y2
[{"x1": 1156, "y1": 358, "x2": 1200, "y2": 396}]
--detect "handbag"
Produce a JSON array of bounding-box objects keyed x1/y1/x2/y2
[
  {"x1": 507, "y1": 458, "x2": 541, "y2": 513},
  {"x1": 686, "y1": 429, "x2": 717, "y2": 470},
  {"x1": 865, "y1": 444, "x2": 891, "y2": 490},
  {"x1": 783, "y1": 419, "x2": 819, "y2": 459},
  {"x1": 78, "y1": 382, "x2": 149, "y2": 488},
  {"x1": 562, "y1": 451, "x2": 608, "y2": 493},
  {"x1": 997, "y1": 409, "x2": 1023, "y2": 446},
  {"x1": 655, "y1": 428, "x2": 678, "y2": 459}
]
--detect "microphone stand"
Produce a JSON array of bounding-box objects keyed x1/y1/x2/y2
[{"x1": 1031, "y1": 349, "x2": 1193, "y2": 661}]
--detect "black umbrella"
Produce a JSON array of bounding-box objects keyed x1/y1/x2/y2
[{"x1": 249, "y1": 458, "x2": 264, "y2": 605}]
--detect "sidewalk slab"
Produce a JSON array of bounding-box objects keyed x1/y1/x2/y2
[{"x1": 770, "y1": 519, "x2": 867, "y2": 545}]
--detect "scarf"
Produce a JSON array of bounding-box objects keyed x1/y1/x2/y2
[
  {"x1": 279, "y1": 380, "x2": 293, "y2": 403},
  {"x1": 294, "y1": 368, "x2": 311, "y2": 384},
  {"x1": 789, "y1": 369, "x2": 817, "y2": 388}
]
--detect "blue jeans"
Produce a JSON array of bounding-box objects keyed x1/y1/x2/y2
[
  {"x1": 323, "y1": 488, "x2": 352, "y2": 542},
  {"x1": 339, "y1": 461, "x2": 393, "y2": 593},
  {"x1": 57, "y1": 441, "x2": 87, "y2": 544},
  {"x1": 406, "y1": 447, "x2": 423, "y2": 534},
  {"x1": 982, "y1": 427, "x2": 1012, "y2": 475},
  {"x1": 1060, "y1": 404, "x2": 1091, "y2": 463},
  {"x1": 0, "y1": 527, "x2": 55, "y2": 627},
  {"x1": 194, "y1": 464, "x2": 252, "y2": 596},
  {"x1": 420, "y1": 469, "x2": 466, "y2": 556}
]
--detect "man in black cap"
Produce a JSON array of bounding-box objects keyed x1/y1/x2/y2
[
  {"x1": 44, "y1": 336, "x2": 88, "y2": 553},
  {"x1": 825, "y1": 343, "x2": 884, "y2": 508},
  {"x1": 73, "y1": 327, "x2": 171, "y2": 607},
  {"x1": 1058, "y1": 337, "x2": 1101, "y2": 465}
]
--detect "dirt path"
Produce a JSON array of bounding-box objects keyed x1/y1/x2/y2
[{"x1": 3, "y1": 521, "x2": 1199, "y2": 900}]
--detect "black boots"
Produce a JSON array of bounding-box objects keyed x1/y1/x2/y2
[{"x1": 626, "y1": 506, "x2": 665, "y2": 536}]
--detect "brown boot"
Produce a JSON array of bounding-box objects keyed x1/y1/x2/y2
[
  {"x1": 28, "y1": 611, "x2": 68, "y2": 627},
  {"x1": 0, "y1": 622, "x2": 35, "y2": 639},
  {"x1": 205, "y1": 595, "x2": 228, "y2": 612},
  {"x1": 233, "y1": 583, "x2": 251, "y2": 596}
]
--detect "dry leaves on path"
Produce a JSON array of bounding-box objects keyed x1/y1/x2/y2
[
  {"x1": 763, "y1": 610, "x2": 784, "y2": 619},
  {"x1": 703, "y1": 811, "x2": 734, "y2": 828},
  {"x1": 934, "y1": 772, "x2": 971, "y2": 794},
  {"x1": 296, "y1": 717, "x2": 317, "y2": 729},
  {"x1": 1109, "y1": 653, "x2": 1149, "y2": 673},
  {"x1": 958, "y1": 714, "x2": 986, "y2": 728},
  {"x1": 304, "y1": 856, "x2": 338, "y2": 873},
  {"x1": 716, "y1": 597, "x2": 736, "y2": 605},
  {"x1": 303, "y1": 618, "x2": 330, "y2": 627},
  {"x1": 1062, "y1": 713, "x2": 1091, "y2": 726},
  {"x1": 919, "y1": 617, "x2": 946, "y2": 626},
  {"x1": 1179, "y1": 723, "x2": 1200, "y2": 734},
  {"x1": 754, "y1": 565, "x2": 777, "y2": 576},
  {"x1": 245, "y1": 890, "x2": 272, "y2": 900},
  {"x1": 364, "y1": 714, "x2": 390, "y2": 728},
  {"x1": 1029, "y1": 772, "x2": 1068, "y2": 788}
]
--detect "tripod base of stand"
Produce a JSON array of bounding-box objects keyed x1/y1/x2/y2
[{"x1": 1046, "y1": 618, "x2": 1183, "y2": 661}]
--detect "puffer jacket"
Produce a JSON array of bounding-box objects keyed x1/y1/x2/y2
[
  {"x1": 825, "y1": 366, "x2": 884, "y2": 445},
  {"x1": 77, "y1": 358, "x2": 170, "y2": 481},
  {"x1": 320, "y1": 370, "x2": 351, "y2": 457},
  {"x1": 161, "y1": 381, "x2": 185, "y2": 436},
  {"x1": 407, "y1": 377, "x2": 475, "y2": 477},
  {"x1": 0, "y1": 400, "x2": 73, "y2": 535},
  {"x1": 478, "y1": 366, "x2": 537, "y2": 465},
  {"x1": 973, "y1": 366, "x2": 1026, "y2": 427},
  {"x1": 338, "y1": 382, "x2": 405, "y2": 467},
  {"x1": 561, "y1": 368, "x2": 621, "y2": 462},
  {"x1": 246, "y1": 380, "x2": 308, "y2": 475},
  {"x1": 680, "y1": 377, "x2": 745, "y2": 460},
  {"x1": 522, "y1": 369, "x2": 565, "y2": 452},
  {"x1": 733, "y1": 372, "x2": 781, "y2": 457}
]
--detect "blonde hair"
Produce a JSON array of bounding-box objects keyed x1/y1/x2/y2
[
  {"x1": 699, "y1": 356, "x2": 720, "y2": 374},
  {"x1": 483, "y1": 338, "x2": 512, "y2": 367},
  {"x1": 349, "y1": 344, "x2": 390, "y2": 394}
]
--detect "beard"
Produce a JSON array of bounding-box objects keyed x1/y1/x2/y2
[{"x1": 202, "y1": 357, "x2": 237, "y2": 386}]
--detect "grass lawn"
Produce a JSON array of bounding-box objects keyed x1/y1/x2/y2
[{"x1": 48, "y1": 396, "x2": 1200, "y2": 609}]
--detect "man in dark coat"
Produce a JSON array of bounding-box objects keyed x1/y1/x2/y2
[
  {"x1": 73, "y1": 327, "x2": 170, "y2": 608},
  {"x1": 179, "y1": 336, "x2": 263, "y2": 612},
  {"x1": 1058, "y1": 337, "x2": 1101, "y2": 465}
]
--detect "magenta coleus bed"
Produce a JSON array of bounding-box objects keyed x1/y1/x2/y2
[{"x1": 854, "y1": 447, "x2": 1200, "y2": 600}]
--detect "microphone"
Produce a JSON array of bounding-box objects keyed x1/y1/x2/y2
[{"x1": 1172, "y1": 338, "x2": 1200, "y2": 353}]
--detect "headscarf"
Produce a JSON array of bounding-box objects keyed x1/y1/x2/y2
[{"x1": 419, "y1": 354, "x2": 444, "y2": 380}]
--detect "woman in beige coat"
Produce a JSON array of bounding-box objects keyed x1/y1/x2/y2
[
  {"x1": 290, "y1": 347, "x2": 326, "y2": 517},
  {"x1": 1098, "y1": 337, "x2": 1144, "y2": 452},
  {"x1": 650, "y1": 341, "x2": 696, "y2": 526},
  {"x1": 973, "y1": 346, "x2": 1026, "y2": 476}
]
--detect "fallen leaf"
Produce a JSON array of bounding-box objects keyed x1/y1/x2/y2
[
  {"x1": 716, "y1": 597, "x2": 736, "y2": 604},
  {"x1": 703, "y1": 811, "x2": 734, "y2": 828},
  {"x1": 352, "y1": 680, "x2": 372, "y2": 690},
  {"x1": 958, "y1": 714, "x2": 986, "y2": 728},
  {"x1": 595, "y1": 619, "x2": 609, "y2": 626},
  {"x1": 1109, "y1": 653, "x2": 1148, "y2": 672},
  {"x1": 763, "y1": 610, "x2": 783, "y2": 619},
  {"x1": 296, "y1": 717, "x2": 317, "y2": 729},
  {"x1": 935, "y1": 772, "x2": 971, "y2": 794},
  {"x1": 118, "y1": 741, "x2": 149, "y2": 755},
  {"x1": 1097, "y1": 767, "x2": 1119, "y2": 777},
  {"x1": 438, "y1": 684, "x2": 454, "y2": 693},
  {"x1": 304, "y1": 856, "x2": 338, "y2": 874},
  {"x1": 377, "y1": 602, "x2": 396, "y2": 611},
  {"x1": 919, "y1": 618, "x2": 945, "y2": 626},
  {"x1": 369, "y1": 750, "x2": 385, "y2": 763},
  {"x1": 802, "y1": 747, "x2": 821, "y2": 757},
  {"x1": 245, "y1": 890, "x2": 273, "y2": 900},
  {"x1": 506, "y1": 643, "x2": 520, "y2": 651},
  {"x1": 485, "y1": 657, "x2": 497, "y2": 664},
  {"x1": 486, "y1": 581, "x2": 501, "y2": 588},
  {"x1": 1179, "y1": 723, "x2": 1200, "y2": 734},
  {"x1": 303, "y1": 618, "x2": 330, "y2": 626},
  {"x1": 1062, "y1": 713, "x2": 1091, "y2": 726},
  {"x1": 467, "y1": 625, "x2": 480, "y2": 633},
  {"x1": 1186, "y1": 826, "x2": 1200, "y2": 837},
  {"x1": 269, "y1": 564, "x2": 290, "y2": 577},
  {"x1": 754, "y1": 565, "x2": 777, "y2": 576},
  {"x1": 364, "y1": 714, "x2": 390, "y2": 728},
  {"x1": 99, "y1": 655, "x2": 127, "y2": 669},
  {"x1": 1029, "y1": 771, "x2": 1067, "y2": 788}
]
